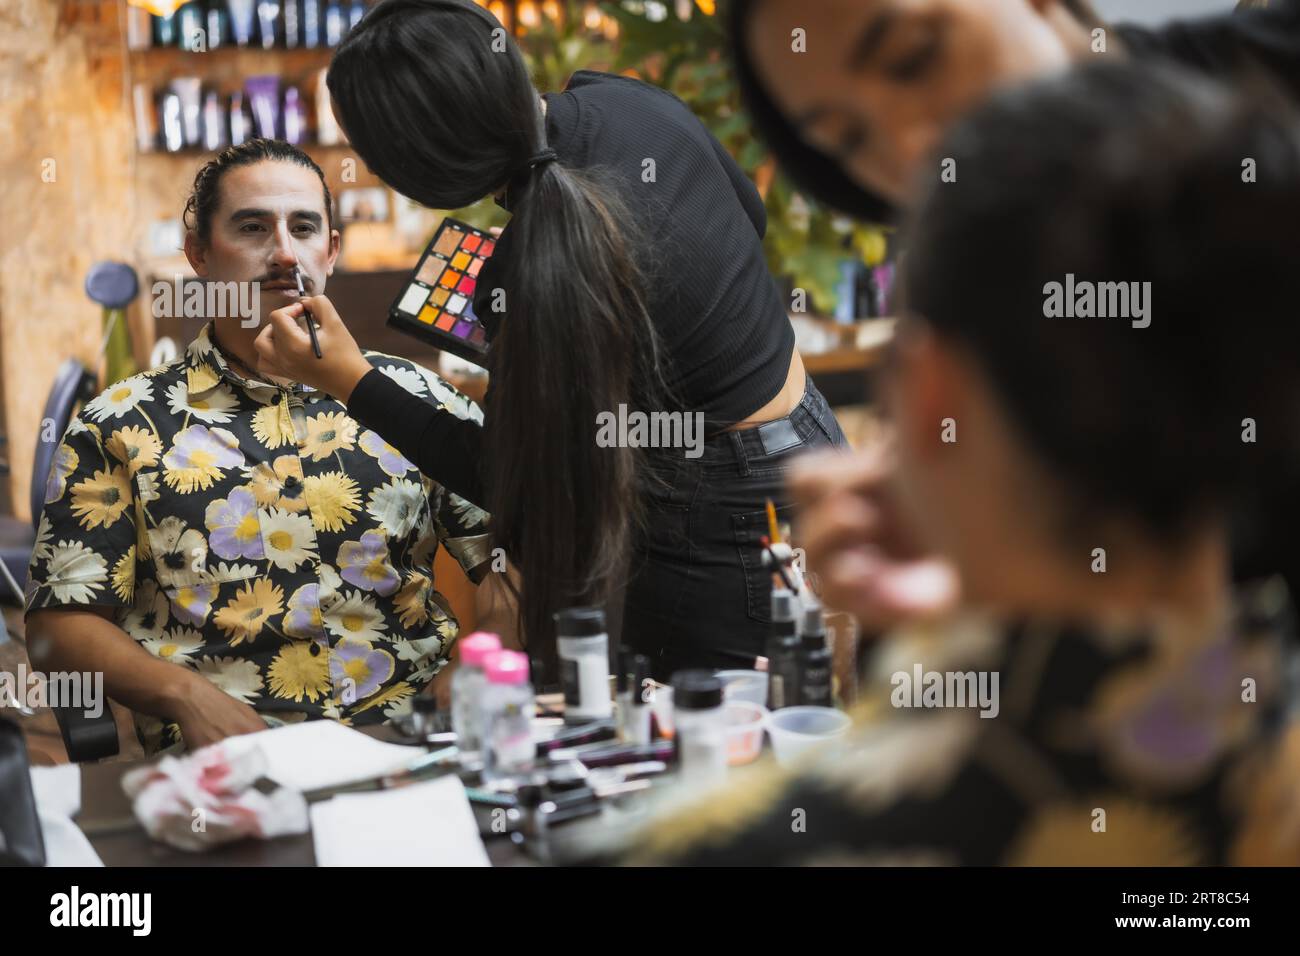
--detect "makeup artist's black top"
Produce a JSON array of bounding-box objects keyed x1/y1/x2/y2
[{"x1": 349, "y1": 70, "x2": 795, "y2": 504}]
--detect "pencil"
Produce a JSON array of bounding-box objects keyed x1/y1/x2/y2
[{"x1": 765, "y1": 498, "x2": 781, "y2": 544}]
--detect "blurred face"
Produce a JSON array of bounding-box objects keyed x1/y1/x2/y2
[
  {"x1": 882, "y1": 319, "x2": 1006, "y2": 567},
  {"x1": 185, "y1": 160, "x2": 341, "y2": 327},
  {"x1": 747, "y1": 0, "x2": 1080, "y2": 203}
]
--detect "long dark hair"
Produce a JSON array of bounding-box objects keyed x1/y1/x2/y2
[{"x1": 328, "y1": 0, "x2": 669, "y2": 668}]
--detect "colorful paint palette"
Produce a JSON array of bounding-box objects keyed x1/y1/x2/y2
[{"x1": 388, "y1": 216, "x2": 495, "y2": 364}]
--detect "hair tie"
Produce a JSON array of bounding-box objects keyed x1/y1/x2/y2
[{"x1": 525, "y1": 148, "x2": 558, "y2": 172}]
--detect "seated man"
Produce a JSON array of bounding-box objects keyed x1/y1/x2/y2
[{"x1": 25, "y1": 138, "x2": 510, "y2": 755}]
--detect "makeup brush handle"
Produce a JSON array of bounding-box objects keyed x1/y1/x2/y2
[{"x1": 304, "y1": 306, "x2": 323, "y2": 359}]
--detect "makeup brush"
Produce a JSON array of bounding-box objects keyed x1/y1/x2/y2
[
  {"x1": 760, "y1": 534, "x2": 797, "y2": 592},
  {"x1": 293, "y1": 263, "x2": 323, "y2": 360}
]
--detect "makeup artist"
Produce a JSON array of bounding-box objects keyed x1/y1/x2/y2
[{"x1": 255, "y1": 0, "x2": 848, "y2": 679}]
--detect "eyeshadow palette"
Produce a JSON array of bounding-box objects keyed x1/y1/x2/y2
[{"x1": 387, "y1": 216, "x2": 496, "y2": 365}]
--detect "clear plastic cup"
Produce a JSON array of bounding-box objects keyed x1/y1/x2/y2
[
  {"x1": 716, "y1": 669, "x2": 768, "y2": 707},
  {"x1": 724, "y1": 699, "x2": 768, "y2": 766},
  {"x1": 764, "y1": 706, "x2": 852, "y2": 767}
]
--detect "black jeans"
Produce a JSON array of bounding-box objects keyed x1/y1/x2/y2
[{"x1": 621, "y1": 378, "x2": 849, "y2": 681}]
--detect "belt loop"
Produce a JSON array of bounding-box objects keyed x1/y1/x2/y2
[{"x1": 730, "y1": 429, "x2": 750, "y2": 477}]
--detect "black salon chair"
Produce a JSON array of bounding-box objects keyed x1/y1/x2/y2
[
  {"x1": 0, "y1": 716, "x2": 46, "y2": 866},
  {"x1": 0, "y1": 359, "x2": 98, "y2": 605},
  {"x1": 0, "y1": 359, "x2": 120, "y2": 762}
]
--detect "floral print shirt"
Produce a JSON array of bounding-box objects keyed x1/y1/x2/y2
[
  {"x1": 627, "y1": 580, "x2": 1300, "y2": 866},
  {"x1": 25, "y1": 324, "x2": 492, "y2": 754}
]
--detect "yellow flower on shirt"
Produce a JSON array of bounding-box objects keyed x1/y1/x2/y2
[
  {"x1": 304, "y1": 471, "x2": 361, "y2": 533},
  {"x1": 249, "y1": 455, "x2": 308, "y2": 513},
  {"x1": 251, "y1": 403, "x2": 295, "y2": 449},
  {"x1": 111, "y1": 546, "x2": 136, "y2": 602},
  {"x1": 302, "y1": 411, "x2": 357, "y2": 461},
  {"x1": 69, "y1": 466, "x2": 131, "y2": 530},
  {"x1": 394, "y1": 573, "x2": 431, "y2": 629},
  {"x1": 214, "y1": 577, "x2": 284, "y2": 645},
  {"x1": 106, "y1": 425, "x2": 162, "y2": 476},
  {"x1": 267, "y1": 642, "x2": 331, "y2": 703}
]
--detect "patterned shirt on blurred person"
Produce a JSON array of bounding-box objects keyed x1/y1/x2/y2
[{"x1": 629, "y1": 580, "x2": 1300, "y2": 866}]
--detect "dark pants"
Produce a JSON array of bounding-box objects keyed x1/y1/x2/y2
[{"x1": 620, "y1": 378, "x2": 849, "y2": 681}]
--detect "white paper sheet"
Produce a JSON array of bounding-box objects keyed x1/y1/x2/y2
[
  {"x1": 30, "y1": 765, "x2": 104, "y2": 868},
  {"x1": 223, "y1": 719, "x2": 423, "y2": 792},
  {"x1": 310, "y1": 776, "x2": 490, "y2": 867}
]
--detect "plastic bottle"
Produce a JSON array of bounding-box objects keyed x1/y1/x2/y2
[
  {"x1": 798, "y1": 603, "x2": 834, "y2": 708},
  {"x1": 450, "y1": 631, "x2": 502, "y2": 765},
  {"x1": 481, "y1": 650, "x2": 535, "y2": 783},
  {"x1": 672, "y1": 670, "x2": 728, "y2": 788},
  {"x1": 766, "y1": 589, "x2": 800, "y2": 710},
  {"x1": 555, "y1": 607, "x2": 613, "y2": 723}
]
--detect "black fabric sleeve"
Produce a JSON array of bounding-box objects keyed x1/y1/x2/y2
[
  {"x1": 347, "y1": 367, "x2": 487, "y2": 504},
  {"x1": 708, "y1": 131, "x2": 767, "y2": 239}
]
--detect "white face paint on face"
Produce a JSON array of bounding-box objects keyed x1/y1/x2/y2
[{"x1": 187, "y1": 160, "x2": 341, "y2": 329}]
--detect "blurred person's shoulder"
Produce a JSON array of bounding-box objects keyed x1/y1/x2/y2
[{"x1": 1115, "y1": 0, "x2": 1300, "y2": 98}]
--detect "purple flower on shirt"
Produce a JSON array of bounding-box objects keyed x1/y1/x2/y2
[
  {"x1": 330, "y1": 637, "x2": 396, "y2": 704},
  {"x1": 46, "y1": 443, "x2": 78, "y2": 504},
  {"x1": 359, "y1": 430, "x2": 413, "y2": 478},
  {"x1": 337, "y1": 529, "x2": 400, "y2": 595},
  {"x1": 283, "y1": 583, "x2": 326, "y2": 641},
  {"x1": 205, "y1": 487, "x2": 266, "y2": 561},
  {"x1": 170, "y1": 582, "x2": 217, "y2": 626}
]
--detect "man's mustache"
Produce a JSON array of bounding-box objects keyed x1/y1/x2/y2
[{"x1": 255, "y1": 271, "x2": 313, "y2": 291}]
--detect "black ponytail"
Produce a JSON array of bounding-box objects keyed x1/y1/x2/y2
[{"x1": 329, "y1": 0, "x2": 672, "y2": 666}]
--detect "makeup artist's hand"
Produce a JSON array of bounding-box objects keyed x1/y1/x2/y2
[
  {"x1": 789, "y1": 441, "x2": 959, "y2": 632},
  {"x1": 255, "y1": 295, "x2": 375, "y2": 403}
]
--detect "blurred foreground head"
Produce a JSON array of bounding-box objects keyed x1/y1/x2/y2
[{"x1": 888, "y1": 62, "x2": 1300, "y2": 607}]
